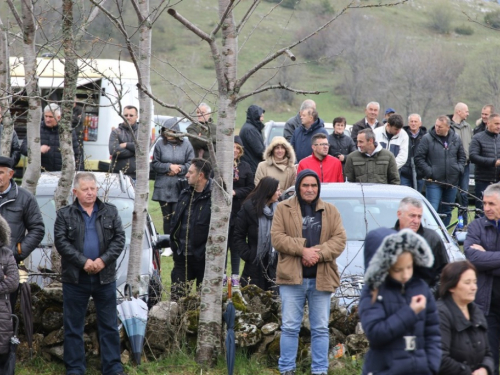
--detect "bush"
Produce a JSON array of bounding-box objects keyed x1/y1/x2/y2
[
  {"x1": 428, "y1": 6, "x2": 452, "y2": 34},
  {"x1": 454, "y1": 24, "x2": 474, "y2": 35},
  {"x1": 485, "y1": 10, "x2": 500, "y2": 29},
  {"x1": 263, "y1": 0, "x2": 299, "y2": 10}
]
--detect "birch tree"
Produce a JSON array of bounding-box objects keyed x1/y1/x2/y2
[{"x1": 0, "y1": 16, "x2": 14, "y2": 158}]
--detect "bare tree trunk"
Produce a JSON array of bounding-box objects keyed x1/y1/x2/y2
[
  {"x1": 127, "y1": 0, "x2": 153, "y2": 292},
  {"x1": 0, "y1": 17, "x2": 13, "y2": 158},
  {"x1": 9, "y1": 0, "x2": 42, "y2": 194},
  {"x1": 54, "y1": 0, "x2": 78, "y2": 210}
]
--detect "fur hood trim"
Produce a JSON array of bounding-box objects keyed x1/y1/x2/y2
[
  {"x1": 263, "y1": 136, "x2": 296, "y2": 166},
  {"x1": 0, "y1": 214, "x2": 11, "y2": 247},
  {"x1": 364, "y1": 228, "x2": 433, "y2": 290}
]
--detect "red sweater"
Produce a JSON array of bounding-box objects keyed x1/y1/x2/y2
[{"x1": 297, "y1": 154, "x2": 344, "y2": 182}]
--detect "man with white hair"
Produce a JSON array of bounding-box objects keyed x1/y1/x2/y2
[
  {"x1": 187, "y1": 102, "x2": 217, "y2": 160},
  {"x1": 400, "y1": 113, "x2": 427, "y2": 192},
  {"x1": 283, "y1": 99, "x2": 317, "y2": 142},
  {"x1": 20, "y1": 103, "x2": 82, "y2": 171},
  {"x1": 351, "y1": 101, "x2": 384, "y2": 143}
]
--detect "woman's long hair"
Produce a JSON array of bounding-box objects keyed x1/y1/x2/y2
[{"x1": 244, "y1": 176, "x2": 279, "y2": 216}]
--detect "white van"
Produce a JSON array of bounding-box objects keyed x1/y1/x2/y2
[{"x1": 9, "y1": 56, "x2": 149, "y2": 171}]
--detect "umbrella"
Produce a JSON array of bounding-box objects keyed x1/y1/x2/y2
[
  {"x1": 19, "y1": 262, "x2": 33, "y2": 358},
  {"x1": 222, "y1": 279, "x2": 235, "y2": 375},
  {"x1": 2, "y1": 314, "x2": 20, "y2": 375},
  {"x1": 117, "y1": 284, "x2": 148, "y2": 365}
]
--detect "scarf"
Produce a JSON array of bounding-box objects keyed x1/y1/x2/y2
[
  {"x1": 272, "y1": 156, "x2": 289, "y2": 171},
  {"x1": 255, "y1": 201, "x2": 278, "y2": 265}
]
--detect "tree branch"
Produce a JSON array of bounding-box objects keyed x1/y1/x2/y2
[
  {"x1": 210, "y1": 0, "x2": 235, "y2": 38},
  {"x1": 236, "y1": 0, "x2": 260, "y2": 35},
  {"x1": 167, "y1": 9, "x2": 212, "y2": 42},
  {"x1": 235, "y1": 83, "x2": 325, "y2": 103},
  {"x1": 462, "y1": 10, "x2": 499, "y2": 32},
  {"x1": 6, "y1": 0, "x2": 23, "y2": 30}
]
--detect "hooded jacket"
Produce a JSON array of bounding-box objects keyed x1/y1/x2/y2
[
  {"x1": 469, "y1": 129, "x2": 500, "y2": 183},
  {"x1": 290, "y1": 118, "x2": 328, "y2": 162},
  {"x1": 448, "y1": 115, "x2": 473, "y2": 161},
  {"x1": 255, "y1": 136, "x2": 296, "y2": 190},
  {"x1": 464, "y1": 216, "x2": 500, "y2": 316},
  {"x1": 414, "y1": 126, "x2": 466, "y2": 185},
  {"x1": 360, "y1": 230, "x2": 441, "y2": 375},
  {"x1": 374, "y1": 125, "x2": 409, "y2": 169},
  {"x1": 437, "y1": 295, "x2": 494, "y2": 375},
  {"x1": 239, "y1": 105, "x2": 266, "y2": 173},
  {"x1": 270, "y1": 169, "x2": 346, "y2": 292},
  {"x1": 0, "y1": 215, "x2": 19, "y2": 354},
  {"x1": 108, "y1": 122, "x2": 138, "y2": 178},
  {"x1": 400, "y1": 126, "x2": 428, "y2": 180},
  {"x1": 344, "y1": 144, "x2": 400, "y2": 184}
]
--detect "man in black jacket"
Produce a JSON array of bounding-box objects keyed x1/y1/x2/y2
[
  {"x1": 328, "y1": 116, "x2": 356, "y2": 172},
  {"x1": 20, "y1": 103, "x2": 83, "y2": 171},
  {"x1": 54, "y1": 172, "x2": 126, "y2": 375},
  {"x1": 350, "y1": 101, "x2": 383, "y2": 143},
  {"x1": 400, "y1": 113, "x2": 427, "y2": 192},
  {"x1": 415, "y1": 115, "x2": 466, "y2": 226},
  {"x1": 170, "y1": 158, "x2": 212, "y2": 301},
  {"x1": 393, "y1": 197, "x2": 448, "y2": 289},
  {"x1": 473, "y1": 104, "x2": 494, "y2": 135},
  {"x1": 469, "y1": 113, "x2": 500, "y2": 213},
  {"x1": 109, "y1": 105, "x2": 138, "y2": 178},
  {"x1": 0, "y1": 106, "x2": 21, "y2": 167},
  {"x1": 0, "y1": 156, "x2": 44, "y2": 311},
  {"x1": 239, "y1": 105, "x2": 265, "y2": 173}
]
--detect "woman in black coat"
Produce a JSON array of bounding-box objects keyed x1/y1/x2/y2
[
  {"x1": 233, "y1": 177, "x2": 281, "y2": 292},
  {"x1": 226, "y1": 136, "x2": 254, "y2": 286},
  {"x1": 437, "y1": 261, "x2": 493, "y2": 375}
]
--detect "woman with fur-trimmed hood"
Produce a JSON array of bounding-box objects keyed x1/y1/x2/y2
[
  {"x1": 254, "y1": 136, "x2": 296, "y2": 191},
  {"x1": 359, "y1": 229, "x2": 442, "y2": 375},
  {"x1": 0, "y1": 214, "x2": 19, "y2": 367}
]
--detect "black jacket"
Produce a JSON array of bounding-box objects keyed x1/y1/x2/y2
[
  {"x1": 437, "y1": 296, "x2": 494, "y2": 375},
  {"x1": 54, "y1": 198, "x2": 126, "y2": 284},
  {"x1": 239, "y1": 105, "x2": 265, "y2": 173},
  {"x1": 108, "y1": 122, "x2": 138, "y2": 177},
  {"x1": 0, "y1": 181, "x2": 44, "y2": 262},
  {"x1": 474, "y1": 121, "x2": 486, "y2": 136},
  {"x1": 171, "y1": 179, "x2": 212, "y2": 259},
  {"x1": 400, "y1": 126, "x2": 427, "y2": 180},
  {"x1": 20, "y1": 122, "x2": 82, "y2": 171},
  {"x1": 351, "y1": 118, "x2": 383, "y2": 143},
  {"x1": 328, "y1": 132, "x2": 356, "y2": 165},
  {"x1": 233, "y1": 199, "x2": 276, "y2": 291},
  {"x1": 469, "y1": 130, "x2": 500, "y2": 183},
  {"x1": 283, "y1": 113, "x2": 301, "y2": 142},
  {"x1": 231, "y1": 160, "x2": 254, "y2": 225},
  {"x1": 414, "y1": 126, "x2": 466, "y2": 185},
  {"x1": 394, "y1": 220, "x2": 448, "y2": 288}
]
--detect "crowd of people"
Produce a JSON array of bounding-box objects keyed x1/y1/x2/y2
[{"x1": 1, "y1": 95, "x2": 500, "y2": 375}]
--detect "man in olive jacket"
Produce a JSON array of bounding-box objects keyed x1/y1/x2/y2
[
  {"x1": 54, "y1": 172, "x2": 126, "y2": 375},
  {"x1": 271, "y1": 169, "x2": 346, "y2": 375},
  {"x1": 344, "y1": 128, "x2": 400, "y2": 185}
]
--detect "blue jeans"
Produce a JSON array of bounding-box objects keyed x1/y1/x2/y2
[
  {"x1": 458, "y1": 163, "x2": 470, "y2": 224},
  {"x1": 400, "y1": 175, "x2": 424, "y2": 193},
  {"x1": 63, "y1": 274, "x2": 123, "y2": 375},
  {"x1": 279, "y1": 279, "x2": 331, "y2": 374},
  {"x1": 425, "y1": 182, "x2": 457, "y2": 227}
]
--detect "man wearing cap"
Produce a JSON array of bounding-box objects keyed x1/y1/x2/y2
[
  {"x1": 271, "y1": 169, "x2": 346, "y2": 375},
  {"x1": 383, "y1": 108, "x2": 396, "y2": 124},
  {"x1": 0, "y1": 156, "x2": 44, "y2": 310}
]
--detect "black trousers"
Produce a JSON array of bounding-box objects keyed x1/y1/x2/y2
[
  {"x1": 170, "y1": 253, "x2": 205, "y2": 301},
  {"x1": 159, "y1": 201, "x2": 177, "y2": 235}
]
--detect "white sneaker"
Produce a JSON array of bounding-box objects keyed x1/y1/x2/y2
[{"x1": 161, "y1": 247, "x2": 173, "y2": 257}]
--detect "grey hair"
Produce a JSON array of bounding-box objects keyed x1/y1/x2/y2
[
  {"x1": 44, "y1": 103, "x2": 61, "y2": 117},
  {"x1": 366, "y1": 101, "x2": 380, "y2": 110},
  {"x1": 299, "y1": 99, "x2": 316, "y2": 112},
  {"x1": 359, "y1": 128, "x2": 375, "y2": 142},
  {"x1": 484, "y1": 183, "x2": 500, "y2": 199},
  {"x1": 198, "y1": 102, "x2": 212, "y2": 114},
  {"x1": 398, "y1": 197, "x2": 423, "y2": 212},
  {"x1": 437, "y1": 115, "x2": 450, "y2": 126},
  {"x1": 74, "y1": 172, "x2": 97, "y2": 189},
  {"x1": 408, "y1": 113, "x2": 422, "y2": 122}
]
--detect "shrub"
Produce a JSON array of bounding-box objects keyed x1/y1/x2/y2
[
  {"x1": 485, "y1": 10, "x2": 500, "y2": 29},
  {"x1": 428, "y1": 6, "x2": 452, "y2": 34},
  {"x1": 454, "y1": 24, "x2": 474, "y2": 35},
  {"x1": 263, "y1": 0, "x2": 300, "y2": 10}
]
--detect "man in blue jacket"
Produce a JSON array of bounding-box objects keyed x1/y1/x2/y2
[
  {"x1": 290, "y1": 107, "x2": 328, "y2": 162},
  {"x1": 465, "y1": 183, "x2": 500, "y2": 375}
]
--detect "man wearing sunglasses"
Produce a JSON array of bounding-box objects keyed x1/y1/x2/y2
[{"x1": 109, "y1": 105, "x2": 139, "y2": 179}]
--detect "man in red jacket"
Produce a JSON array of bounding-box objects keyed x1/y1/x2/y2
[{"x1": 297, "y1": 133, "x2": 344, "y2": 182}]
